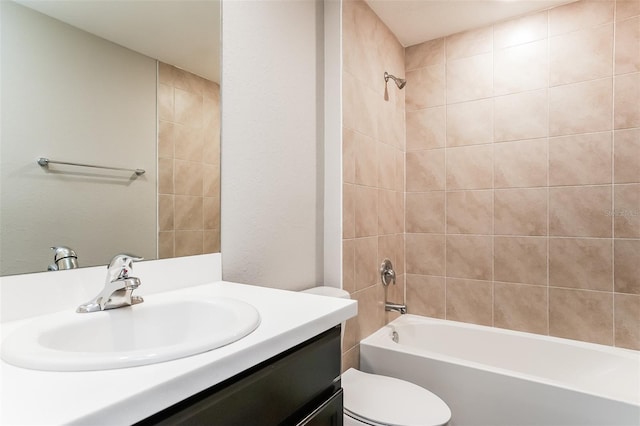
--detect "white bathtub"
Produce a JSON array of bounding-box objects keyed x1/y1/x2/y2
[{"x1": 360, "y1": 315, "x2": 640, "y2": 426}]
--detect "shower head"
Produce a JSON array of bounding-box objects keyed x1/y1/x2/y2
[{"x1": 384, "y1": 71, "x2": 406, "y2": 89}]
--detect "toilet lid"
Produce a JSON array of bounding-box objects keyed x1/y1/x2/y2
[{"x1": 342, "y1": 368, "x2": 451, "y2": 426}]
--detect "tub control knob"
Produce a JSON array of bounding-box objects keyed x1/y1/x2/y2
[{"x1": 380, "y1": 258, "x2": 396, "y2": 286}]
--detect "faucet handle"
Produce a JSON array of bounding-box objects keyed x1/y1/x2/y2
[{"x1": 106, "y1": 254, "x2": 143, "y2": 282}]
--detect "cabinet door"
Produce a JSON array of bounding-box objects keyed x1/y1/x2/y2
[
  {"x1": 297, "y1": 388, "x2": 343, "y2": 426},
  {"x1": 138, "y1": 327, "x2": 341, "y2": 426}
]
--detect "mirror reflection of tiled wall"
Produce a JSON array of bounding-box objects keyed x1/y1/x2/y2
[{"x1": 157, "y1": 63, "x2": 221, "y2": 258}]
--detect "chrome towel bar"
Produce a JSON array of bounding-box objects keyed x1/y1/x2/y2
[{"x1": 37, "y1": 157, "x2": 145, "y2": 176}]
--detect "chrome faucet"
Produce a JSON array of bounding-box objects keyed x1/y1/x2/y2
[
  {"x1": 48, "y1": 246, "x2": 78, "y2": 271},
  {"x1": 381, "y1": 258, "x2": 407, "y2": 314},
  {"x1": 76, "y1": 254, "x2": 144, "y2": 313}
]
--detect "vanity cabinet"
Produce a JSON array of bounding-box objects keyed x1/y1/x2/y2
[{"x1": 137, "y1": 326, "x2": 343, "y2": 426}]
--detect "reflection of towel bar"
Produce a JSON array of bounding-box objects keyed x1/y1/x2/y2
[{"x1": 37, "y1": 157, "x2": 145, "y2": 176}]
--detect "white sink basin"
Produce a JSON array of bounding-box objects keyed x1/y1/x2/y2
[{"x1": 1, "y1": 297, "x2": 260, "y2": 371}]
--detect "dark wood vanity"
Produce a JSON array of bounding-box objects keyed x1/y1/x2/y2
[{"x1": 137, "y1": 327, "x2": 343, "y2": 426}]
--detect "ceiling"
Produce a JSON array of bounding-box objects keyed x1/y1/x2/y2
[
  {"x1": 15, "y1": 0, "x2": 221, "y2": 83},
  {"x1": 365, "y1": 0, "x2": 575, "y2": 47}
]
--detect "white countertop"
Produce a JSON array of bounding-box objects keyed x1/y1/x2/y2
[{"x1": 0, "y1": 281, "x2": 357, "y2": 425}]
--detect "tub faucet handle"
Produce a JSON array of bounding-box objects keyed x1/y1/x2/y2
[{"x1": 380, "y1": 258, "x2": 396, "y2": 286}]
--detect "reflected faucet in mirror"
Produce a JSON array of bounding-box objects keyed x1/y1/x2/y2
[
  {"x1": 76, "y1": 254, "x2": 144, "y2": 313},
  {"x1": 48, "y1": 246, "x2": 79, "y2": 271}
]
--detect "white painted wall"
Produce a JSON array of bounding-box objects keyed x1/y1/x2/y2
[
  {"x1": 221, "y1": 0, "x2": 324, "y2": 291},
  {"x1": 0, "y1": 2, "x2": 157, "y2": 276}
]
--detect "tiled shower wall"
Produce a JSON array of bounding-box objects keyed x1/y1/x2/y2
[
  {"x1": 157, "y1": 63, "x2": 221, "y2": 258},
  {"x1": 404, "y1": 0, "x2": 640, "y2": 349},
  {"x1": 341, "y1": 0, "x2": 406, "y2": 370}
]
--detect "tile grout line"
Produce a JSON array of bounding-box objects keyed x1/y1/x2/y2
[
  {"x1": 546, "y1": 8, "x2": 551, "y2": 337},
  {"x1": 611, "y1": 0, "x2": 618, "y2": 347}
]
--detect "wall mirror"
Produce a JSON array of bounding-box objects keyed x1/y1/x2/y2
[{"x1": 0, "y1": 0, "x2": 221, "y2": 276}]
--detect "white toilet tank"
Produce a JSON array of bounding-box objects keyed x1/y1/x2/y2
[{"x1": 300, "y1": 286, "x2": 451, "y2": 426}]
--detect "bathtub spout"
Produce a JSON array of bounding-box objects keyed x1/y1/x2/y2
[{"x1": 385, "y1": 302, "x2": 407, "y2": 314}]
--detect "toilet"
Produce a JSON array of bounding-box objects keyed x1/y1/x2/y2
[{"x1": 301, "y1": 286, "x2": 452, "y2": 426}]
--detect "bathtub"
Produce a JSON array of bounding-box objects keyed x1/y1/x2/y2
[{"x1": 360, "y1": 315, "x2": 640, "y2": 426}]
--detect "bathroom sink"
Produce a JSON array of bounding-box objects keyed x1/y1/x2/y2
[{"x1": 1, "y1": 297, "x2": 260, "y2": 371}]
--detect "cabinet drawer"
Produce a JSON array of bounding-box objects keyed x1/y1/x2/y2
[{"x1": 138, "y1": 326, "x2": 341, "y2": 426}]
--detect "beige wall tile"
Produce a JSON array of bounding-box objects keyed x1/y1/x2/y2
[
  {"x1": 446, "y1": 190, "x2": 493, "y2": 235},
  {"x1": 549, "y1": 238, "x2": 613, "y2": 291},
  {"x1": 343, "y1": 0, "x2": 377, "y2": 86},
  {"x1": 549, "y1": 132, "x2": 613, "y2": 186},
  {"x1": 406, "y1": 233, "x2": 445, "y2": 276},
  {"x1": 549, "y1": 186, "x2": 612, "y2": 237},
  {"x1": 549, "y1": 287, "x2": 613, "y2": 345},
  {"x1": 158, "y1": 83, "x2": 174, "y2": 122},
  {"x1": 406, "y1": 274, "x2": 446, "y2": 318},
  {"x1": 549, "y1": 78, "x2": 613, "y2": 136},
  {"x1": 614, "y1": 128, "x2": 640, "y2": 183},
  {"x1": 354, "y1": 134, "x2": 378, "y2": 187},
  {"x1": 158, "y1": 231, "x2": 174, "y2": 259},
  {"x1": 549, "y1": 24, "x2": 614, "y2": 86},
  {"x1": 405, "y1": 38, "x2": 445, "y2": 71},
  {"x1": 615, "y1": 17, "x2": 640, "y2": 74},
  {"x1": 614, "y1": 239, "x2": 640, "y2": 294},
  {"x1": 494, "y1": 40, "x2": 548, "y2": 95},
  {"x1": 343, "y1": 71, "x2": 377, "y2": 137},
  {"x1": 158, "y1": 158, "x2": 174, "y2": 195},
  {"x1": 158, "y1": 194, "x2": 174, "y2": 232},
  {"x1": 494, "y1": 283, "x2": 548, "y2": 334},
  {"x1": 378, "y1": 143, "x2": 398, "y2": 191},
  {"x1": 446, "y1": 26, "x2": 493, "y2": 60},
  {"x1": 446, "y1": 145, "x2": 493, "y2": 190},
  {"x1": 616, "y1": 0, "x2": 640, "y2": 20},
  {"x1": 378, "y1": 102, "x2": 405, "y2": 148},
  {"x1": 174, "y1": 160, "x2": 203, "y2": 196},
  {"x1": 343, "y1": 184, "x2": 356, "y2": 239},
  {"x1": 406, "y1": 107, "x2": 445, "y2": 150},
  {"x1": 494, "y1": 139, "x2": 547, "y2": 188},
  {"x1": 614, "y1": 184, "x2": 640, "y2": 237},
  {"x1": 343, "y1": 239, "x2": 356, "y2": 294},
  {"x1": 493, "y1": 11, "x2": 548, "y2": 49},
  {"x1": 406, "y1": 65, "x2": 446, "y2": 110},
  {"x1": 446, "y1": 53, "x2": 493, "y2": 103},
  {"x1": 203, "y1": 196, "x2": 220, "y2": 230},
  {"x1": 343, "y1": 128, "x2": 357, "y2": 184},
  {"x1": 446, "y1": 235, "x2": 493, "y2": 280},
  {"x1": 203, "y1": 164, "x2": 220, "y2": 198},
  {"x1": 495, "y1": 188, "x2": 548, "y2": 236},
  {"x1": 406, "y1": 149, "x2": 445, "y2": 191},
  {"x1": 174, "y1": 195, "x2": 203, "y2": 231},
  {"x1": 378, "y1": 234, "x2": 402, "y2": 274},
  {"x1": 394, "y1": 149, "x2": 405, "y2": 193},
  {"x1": 614, "y1": 293, "x2": 640, "y2": 349},
  {"x1": 158, "y1": 62, "x2": 175, "y2": 85},
  {"x1": 494, "y1": 89, "x2": 548, "y2": 142},
  {"x1": 174, "y1": 124, "x2": 204, "y2": 162},
  {"x1": 446, "y1": 99, "x2": 493, "y2": 147},
  {"x1": 355, "y1": 185, "x2": 378, "y2": 237},
  {"x1": 174, "y1": 88, "x2": 203, "y2": 128},
  {"x1": 406, "y1": 192, "x2": 445, "y2": 233},
  {"x1": 378, "y1": 190, "x2": 403, "y2": 235},
  {"x1": 353, "y1": 284, "x2": 385, "y2": 340},
  {"x1": 614, "y1": 72, "x2": 640, "y2": 129},
  {"x1": 354, "y1": 236, "x2": 378, "y2": 290},
  {"x1": 173, "y1": 67, "x2": 205, "y2": 95},
  {"x1": 175, "y1": 230, "x2": 204, "y2": 257},
  {"x1": 341, "y1": 344, "x2": 360, "y2": 372},
  {"x1": 203, "y1": 230, "x2": 220, "y2": 254},
  {"x1": 158, "y1": 121, "x2": 175, "y2": 159},
  {"x1": 494, "y1": 236, "x2": 548, "y2": 285},
  {"x1": 549, "y1": 0, "x2": 614, "y2": 36},
  {"x1": 446, "y1": 278, "x2": 493, "y2": 326}
]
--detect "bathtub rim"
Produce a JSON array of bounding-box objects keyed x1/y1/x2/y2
[{"x1": 360, "y1": 314, "x2": 640, "y2": 407}]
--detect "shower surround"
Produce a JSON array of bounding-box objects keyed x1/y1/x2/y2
[{"x1": 343, "y1": 0, "x2": 639, "y2": 369}]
